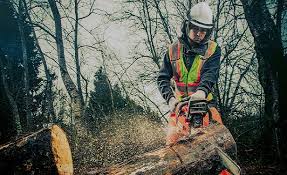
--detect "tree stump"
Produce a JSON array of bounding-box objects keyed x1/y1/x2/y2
[
  {"x1": 0, "y1": 124, "x2": 73, "y2": 175},
  {"x1": 108, "y1": 123, "x2": 236, "y2": 175}
]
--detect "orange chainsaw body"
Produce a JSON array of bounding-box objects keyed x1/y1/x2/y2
[{"x1": 167, "y1": 102, "x2": 223, "y2": 145}]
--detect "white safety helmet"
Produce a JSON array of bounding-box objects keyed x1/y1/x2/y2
[
  {"x1": 189, "y1": 2, "x2": 213, "y2": 29},
  {"x1": 180, "y1": 1, "x2": 214, "y2": 48}
]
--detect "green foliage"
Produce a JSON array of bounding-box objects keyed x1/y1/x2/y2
[
  {"x1": 0, "y1": 1, "x2": 49, "y2": 141},
  {"x1": 85, "y1": 67, "x2": 149, "y2": 131},
  {"x1": 89, "y1": 66, "x2": 114, "y2": 115}
]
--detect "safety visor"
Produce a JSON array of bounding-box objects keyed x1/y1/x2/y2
[
  {"x1": 190, "y1": 19, "x2": 213, "y2": 29},
  {"x1": 189, "y1": 23, "x2": 208, "y2": 33}
]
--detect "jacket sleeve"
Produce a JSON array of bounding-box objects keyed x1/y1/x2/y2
[
  {"x1": 197, "y1": 45, "x2": 221, "y2": 96},
  {"x1": 157, "y1": 51, "x2": 175, "y2": 103}
]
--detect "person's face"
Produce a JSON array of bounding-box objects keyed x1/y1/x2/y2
[{"x1": 188, "y1": 24, "x2": 207, "y2": 43}]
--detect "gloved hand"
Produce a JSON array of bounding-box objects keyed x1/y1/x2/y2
[
  {"x1": 168, "y1": 97, "x2": 178, "y2": 112},
  {"x1": 190, "y1": 90, "x2": 206, "y2": 100}
]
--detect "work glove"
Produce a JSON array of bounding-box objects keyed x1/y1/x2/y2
[
  {"x1": 168, "y1": 97, "x2": 178, "y2": 112},
  {"x1": 190, "y1": 90, "x2": 206, "y2": 100}
]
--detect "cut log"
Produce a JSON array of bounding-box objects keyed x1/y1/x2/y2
[
  {"x1": 0, "y1": 124, "x2": 73, "y2": 175},
  {"x1": 108, "y1": 123, "x2": 236, "y2": 175}
]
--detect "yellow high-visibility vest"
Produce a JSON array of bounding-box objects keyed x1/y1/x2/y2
[{"x1": 168, "y1": 40, "x2": 217, "y2": 101}]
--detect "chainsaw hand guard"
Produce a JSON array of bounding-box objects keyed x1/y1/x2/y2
[
  {"x1": 188, "y1": 99, "x2": 208, "y2": 128},
  {"x1": 188, "y1": 99, "x2": 208, "y2": 115},
  {"x1": 176, "y1": 98, "x2": 213, "y2": 128}
]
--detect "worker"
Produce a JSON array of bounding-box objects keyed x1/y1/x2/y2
[{"x1": 157, "y1": 2, "x2": 223, "y2": 146}]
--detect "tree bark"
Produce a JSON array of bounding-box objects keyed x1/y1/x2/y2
[
  {"x1": 18, "y1": 0, "x2": 32, "y2": 130},
  {"x1": 240, "y1": 0, "x2": 287, "y2": 164},
  {"x1": 48, "y1": 0, "x2": 83, "y2": 118},
  {"x1": 74, "y1": 0, "x2": 85, "y2": 108},
  {"x1": 97, "y1": 124, "x2": 237, "y2": 175},
  {"x1": 0, "y1": 125, "x2": 73, "y2": 175}
]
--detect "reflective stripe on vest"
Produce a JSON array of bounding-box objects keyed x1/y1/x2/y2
[{"x1": 169, "y1": 40, "x2": 217, "y2": 101}]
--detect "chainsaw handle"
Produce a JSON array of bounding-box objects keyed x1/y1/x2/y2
[
  {"x1": 175, "y1": 98, "x2": 209, "y2": 115},
  {"x1": 175, "y1": 98, "x2": 214, "y2": 121}
]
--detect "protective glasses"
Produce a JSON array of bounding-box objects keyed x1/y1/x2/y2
[{"x1": 189, "y1": 24, "x2": 208, "y2": 33}]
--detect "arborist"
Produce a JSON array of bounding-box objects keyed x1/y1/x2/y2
[{"x1": 157, "y1": 2, "x2": 223, "y2": 145}]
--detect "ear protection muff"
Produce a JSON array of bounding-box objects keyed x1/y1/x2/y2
[
  {"x1": 180, "y1": 20, "x2": 188, "y2": 38},
  {"x1": 201, "y1": 25, "x2": 214, "y2": 43}
]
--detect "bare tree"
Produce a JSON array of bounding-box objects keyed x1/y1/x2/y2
[
  {"x1": 71, "y1": 0, "x2": 97, "y2": 111},
  {"x1": 21, "y1": 0, "x2": 56, "y2": 122},
  {"x1": 240, "y1": 0, "x2": 287, "y2": 164},
  {"x1": 48, "y1": 0, "x2": 83, "y2": 118},
  {"x1": 17, "y1": 0, "x2": 33, "y2": 130},
  {"x1": 73, "y1": 0, "x2": 84, "y2": 108},
  {"x1": 115, "y1": 0, "x2": 178, "y2": 72}
]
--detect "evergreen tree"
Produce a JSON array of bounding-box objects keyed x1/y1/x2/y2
[
  {"x1": 89, "y1": 67, "x2": 113, "y2": 116},
  {"x1": 85, "y1": 66, "x2": 146, "y2": 131},
  {"x1": 0, "y1": 1, "x2": 47, "y2": 142}
]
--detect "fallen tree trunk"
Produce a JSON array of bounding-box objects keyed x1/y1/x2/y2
[
  {"x1": 108, "y1": 123, "x2": 236, "y2": 175},
  {"x1": 0, "y1": 124, "x2": 73, "y2": 175}
]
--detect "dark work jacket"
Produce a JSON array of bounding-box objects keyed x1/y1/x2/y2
[{"x1": 157, "y1": 38, "x2": 221, "y2": 105}]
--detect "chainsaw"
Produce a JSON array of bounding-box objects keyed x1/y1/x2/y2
[
  {"x1": 171, "y1": 97, "x2": 212, "y2": 139},
  {"x1": 176, "y1": 97, "x2": 211, "y2": 127},
  {"x1": 170, "y1": 97, "x2": 241, "y2": 175}
]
